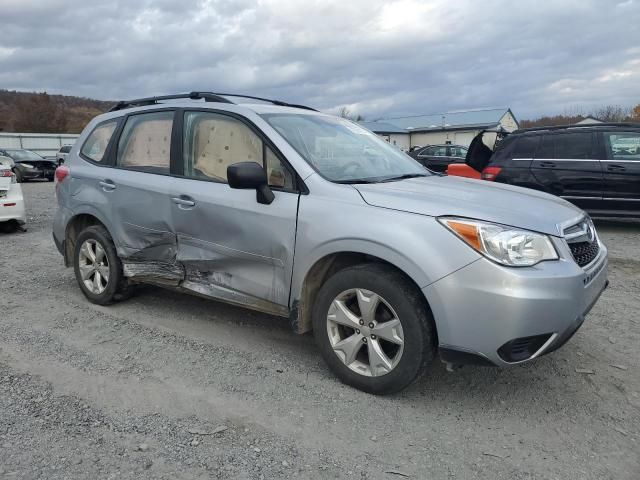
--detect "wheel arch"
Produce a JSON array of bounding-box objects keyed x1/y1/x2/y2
[
  {"x1": 290, "y1": 247, "x2": 434, "y2": 337},
  {"x1": 64, "y1": 211, "x2": 113, "y2": 267}
]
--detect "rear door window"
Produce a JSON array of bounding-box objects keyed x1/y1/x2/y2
[
  {"x1": 81, "y1": 121, "x2": 118, "y2": 163},
  {"x1": 449, "y1": 146, "x2": 467, "y2": 158},
  {"x1": 536, "y1": 133, "x2": 592, "y2": 159},
  {"x1": 555, "y1": 132, "x2": 592, "y2": 159},
  {"x1": 512, "y1": 136, "x2": 539, "y2": 158},
  {"x1": 116, "y1": 111, "x2": 173, "y2": 173}
]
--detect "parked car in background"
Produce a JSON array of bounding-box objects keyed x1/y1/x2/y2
[
  {"x1": 458, "y1": 123, "x2": 640, "y2": 217},
  {"x1": 0, "y1": 148, "x2": 57, "y2": 182},
  {"x1": 56, "y1": 145, "x2": 73, "y2": 165},
  {"x1": 53, "y1": 92, "x2": 607, "y2": 394},
  {"x1": 409, "y1": 144, "x2": 468, "y2": 173},
  {"x1": 0, "y1": 156, "x2": 26, "y2": 231}
]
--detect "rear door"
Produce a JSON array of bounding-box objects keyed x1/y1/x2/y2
[
  {"x1": 529, "y1": 131, "x2": 603, "y2": 210},
  {"x1": 97, "y1": 110, "x2": 178, "y2": 261},
  {"x1": 170, "y1": 109, "x2": 300, "y2": 314},
  {"x1": 599, "y1": 130, "x2": 640, "y2": 214}
]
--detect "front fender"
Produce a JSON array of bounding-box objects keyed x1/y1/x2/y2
[{"x1": 290, "y1": 192, "x2": 481, "y2": 308}]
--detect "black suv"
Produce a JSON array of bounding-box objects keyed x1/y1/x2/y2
[{"x1": 466, "y1": 123, "x2": 640, "y2": 217}]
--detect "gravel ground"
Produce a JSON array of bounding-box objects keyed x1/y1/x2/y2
[{"x1": 0, "y1": 181, "x2": 638, "y2": 479}]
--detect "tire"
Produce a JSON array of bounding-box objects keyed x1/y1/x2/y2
[
  {"x1": 73, "y1": 225, "x2": 134, "y2": 305},
  {"x1": 312, "y1": 263, "x2": 436, "y2": 394},
  {"x1": 47, "y1": 176, "x2": 54, "y2": 182},
  {"x1": 14, "y1": 170, "x2": 23, "y2": 183}
]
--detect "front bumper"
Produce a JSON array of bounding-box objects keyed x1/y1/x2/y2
[{"x1": 424, "y1": 241, "x2": 608, "y2": 367}]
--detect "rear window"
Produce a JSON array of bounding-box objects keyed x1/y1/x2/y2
[{"x1": 81, "y1": 121, "x2": 118, "y2": 163}]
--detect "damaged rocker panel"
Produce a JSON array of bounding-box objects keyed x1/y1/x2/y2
[{"x1": 122, "y1": 260, "x2": 289, "y2": 317}]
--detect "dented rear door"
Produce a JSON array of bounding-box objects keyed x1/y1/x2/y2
[{"x1": 171, "y1": 110, "x2": 300, "y2": 313}]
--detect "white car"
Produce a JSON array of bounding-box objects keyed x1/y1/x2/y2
[
  {"x1": 56, "y1": 145, "x2": 73, "y2": 165},
  {"x1": 0, "y1": 156, "x2": 26, "y2": 230}
]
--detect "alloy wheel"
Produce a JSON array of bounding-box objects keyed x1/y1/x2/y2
[
  {"x1": 78, "y1": 239, "x2": 110, "y2": 294},
  {"x1": 326, "y1": 288, "x2": 404, "y2": 377}
]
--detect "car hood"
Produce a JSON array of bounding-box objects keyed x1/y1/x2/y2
[{"x1": 353, "y1": 175, "x2": 584, "y2": 236}]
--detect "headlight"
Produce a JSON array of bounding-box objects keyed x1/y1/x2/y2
[
  {"x1": 439, "y1": 217, "x2": 558, "y2": 267},
  {"x1": 19, "y1": 163, "x2": 34, "y2": 169}
]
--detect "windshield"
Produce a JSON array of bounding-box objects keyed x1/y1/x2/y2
[
  {"x1": 5, "y1": 149, "x2": 43, "y2": 161},
  {"x1": 261, "y1": 113, "x2": 429, "y2": 183}
]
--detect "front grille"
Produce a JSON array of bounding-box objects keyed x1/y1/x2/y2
[
  {"x1": 569, "y1": 240, "x2": 600, "y2": 267},
  {"x1": 563, "y1": 218, "x2": 600, "y2": 268}
]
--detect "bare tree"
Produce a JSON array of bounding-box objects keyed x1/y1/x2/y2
[{"x1": 591, "y1": 105, "x2": 631, "y2": 123}]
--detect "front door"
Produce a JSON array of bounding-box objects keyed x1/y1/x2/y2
[
  {"x1": 529, "y1": 131, "x2": 603, "y2": 211},
  {"x1": 599, "y1": 130, "x2": 640, "y2": 214},
  {"x1": 171, "y1": 110, "x2": 300, "y2": 314}
]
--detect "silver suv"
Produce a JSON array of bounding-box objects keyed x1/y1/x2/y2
[{"x1": 53, "y1": 92, "x2": 609, "y2": 394}]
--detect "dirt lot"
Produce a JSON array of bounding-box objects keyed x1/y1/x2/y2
[{"x1": 1, "y1": 182, "x2": 638, "y2": 479}]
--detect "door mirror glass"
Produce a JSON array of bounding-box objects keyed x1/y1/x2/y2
[{"x1": 227, "y1": 161, "x2": 275, "y2": 204}]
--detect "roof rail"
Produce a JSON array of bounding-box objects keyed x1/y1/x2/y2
[
  {"x1": 515, "y1": 122, "x2": 640, "y2": 134},
  {"x1": 109, "y1": 91, "x2": 317, "y2": 112},
  {"x1": 109, "y1": 92, "x2": 234, "y2": 112},
  {"x1": 211, "y1": 93, "x2": 318, "y2": 112}
]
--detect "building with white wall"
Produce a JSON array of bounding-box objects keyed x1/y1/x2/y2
[{"x1": 361, "y1": 107, "x2": 518, "y2": 150}]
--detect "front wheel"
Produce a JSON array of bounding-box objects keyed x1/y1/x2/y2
[
  {"x1": 73, "y1": 225, "x2": 133, "y2": 305},
  {"x1": 312, "y1": 264, "x2": 436, "y2": 394}
]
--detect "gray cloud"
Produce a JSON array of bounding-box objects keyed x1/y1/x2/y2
[{"x1": 0, "y1": 0, "x2": 638, "y2": 119}]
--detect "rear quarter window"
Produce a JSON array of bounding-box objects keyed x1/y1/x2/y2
[{"x1": 81, "y1": 121, "x2": 119, "y2": 163}]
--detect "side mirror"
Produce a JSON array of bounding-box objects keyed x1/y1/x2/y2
[{"x1": 227, "y1": 161, "x2": 275, "y2": 205}]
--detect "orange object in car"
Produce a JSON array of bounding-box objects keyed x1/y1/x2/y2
[{"x1": 446, "y1": 163, "x2": 481, "y2": 179}]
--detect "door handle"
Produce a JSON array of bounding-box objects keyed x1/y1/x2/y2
[
  {"x1": 538, "y1": 161, "x2": 556, "y2": 168},
  {"x1": 172, "y1": 196, "x2": 196, "y2": 208},
  {"x1": 99, "y1": 180, "x2": 116, "y2": 191},
  {"x1": 607, "y1": 164, "x2": 626, "y2": 172}
]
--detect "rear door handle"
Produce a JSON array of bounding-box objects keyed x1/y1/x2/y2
[
  {"x1": 607, "y1": 164, "x2": 626, "y2": 172},
  {"x1": 99, "y1": 179, "x2": 116, "y2": 191},
  {"x1": 538, "y1": 161, "x2": 556, "y2": 168},
  {"x1": 172, "y1": 196, "x2": 196, "y2": 208}
]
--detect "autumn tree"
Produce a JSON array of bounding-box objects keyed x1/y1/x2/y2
[{"x1": 13, "y1": 92, "x2": 68, "y2": 133}]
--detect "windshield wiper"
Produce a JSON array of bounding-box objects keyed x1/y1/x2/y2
[
  {"x1": 334, "y1": 178, "x2": 378, "y2": 184},
  {"x1": 379, "y1": 173, "x2": 429, "y2": 183}
]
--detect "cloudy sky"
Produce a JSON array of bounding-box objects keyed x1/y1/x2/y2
[{"x1": 0, "y1": 0, "x2": 638, "y2": 120}]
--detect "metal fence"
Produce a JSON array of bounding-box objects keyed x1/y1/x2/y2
[{"x1": 0, "y1": 133, "x2": 80, "y2": 157}]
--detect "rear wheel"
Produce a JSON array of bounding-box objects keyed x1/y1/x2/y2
[
  {"x1": 312, "y1": 264, "x2": 436, "y2": 394},
  {"x1": 73, "y1": 225, "x2": 133, "y2": 305}
]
